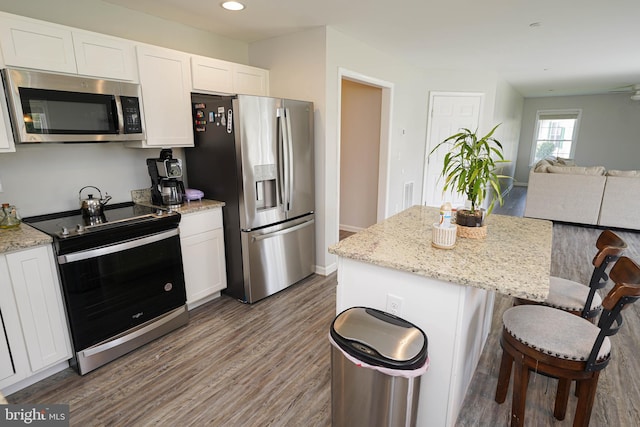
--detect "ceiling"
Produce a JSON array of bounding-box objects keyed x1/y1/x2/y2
[{"x1": 103, "y1": 0, "x2": 640, "y2": 98}]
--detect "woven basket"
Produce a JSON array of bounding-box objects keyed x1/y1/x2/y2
[{"x1": 457, "y1": 224, "x2": 487, "y2": 239}]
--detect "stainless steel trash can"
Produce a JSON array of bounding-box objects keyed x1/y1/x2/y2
[{"x1": 330, "y1": 307, "x2": 428, "y2": 427}]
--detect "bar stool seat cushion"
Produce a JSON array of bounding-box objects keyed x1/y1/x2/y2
[
  {"x1": 503, "y1": 305, "x2": 611, "y2": 362},
  {"x1": 545, "y1": 276, "x2": 603, "y2": 311}
]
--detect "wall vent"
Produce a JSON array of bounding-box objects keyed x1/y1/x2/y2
[{"x1": 403, "y1": 181, "x2": 414, "y2": 209}]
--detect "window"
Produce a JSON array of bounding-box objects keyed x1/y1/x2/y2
[{"x1": 530, "y1": 109, "x2": 581, "y2": 165}]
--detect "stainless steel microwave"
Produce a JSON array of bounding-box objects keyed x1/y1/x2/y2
[{"x1": 2, "y1": 68, "x2": 145, "y2": 143}]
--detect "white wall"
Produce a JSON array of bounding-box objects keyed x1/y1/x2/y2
[
  {"x1": 251, "y1": 26, "x2": 522, "y2": 274},
  {"x1": 514, "y1": 93, "x2": 640, "y2": 183},
  {"x1": 340, "y1": 79, "x2": 381, "y2": 231},
  {"x1": 0, "y1": 144, "x2": 178, "y2": 217},
  {"x1": 0, "y1": 0, "x2": 248, "y2": 62},
  {"x1": 491, "y1": 80, "x2": 524, "y2": 189}
]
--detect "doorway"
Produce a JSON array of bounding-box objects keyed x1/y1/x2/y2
[
  {"x1": 340, "y1": 80, "x2": 381, "y2": 235},
  {"x1": 422, "y1": 92, "x2": 484, "y2": 207},
  {"x1": 337, "y1": 70, "x2": 392, "y2": 240}
]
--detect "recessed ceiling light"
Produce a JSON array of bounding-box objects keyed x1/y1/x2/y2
[{"x1": 221, "y1": 1, "x2": 245, "y2": 11}]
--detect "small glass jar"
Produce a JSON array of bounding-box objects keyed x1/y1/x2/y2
[{"x1": 0, "y1": 203, "x2": 21, "y2": 229}]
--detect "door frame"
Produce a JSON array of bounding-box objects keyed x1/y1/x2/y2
[
  {"x1": 421, "y1": 91, "x2": 485, "y2": 206},
  {"x1": 336, "y1": 68, "x2": 393, "y2": 226}
]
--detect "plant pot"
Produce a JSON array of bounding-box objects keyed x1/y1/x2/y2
[
  {"x1": 455, "y1": 209, "x2": 487, "y2": 239},
  {"x1": 455, "y1": 209, "x2": 484, "y2": 227},
  {"x1": 457, "y1": 224, "x2": 487, "y2": 239}
]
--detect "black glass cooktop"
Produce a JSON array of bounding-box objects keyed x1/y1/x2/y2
[{"x1": 23, "y1": 203, "x2": 181, "y2": 254}]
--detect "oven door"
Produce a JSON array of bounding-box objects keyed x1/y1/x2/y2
[{"x1": 57, "y1": 229, "x2": 186, "y2": 352}]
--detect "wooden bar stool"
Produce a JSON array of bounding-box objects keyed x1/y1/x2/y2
[
  {"x1": 515, "y1": 230, "x2": 626, "y2": 320},
  {"x1": 494, "y1": 256, "x2": 640, "y2": 427}
]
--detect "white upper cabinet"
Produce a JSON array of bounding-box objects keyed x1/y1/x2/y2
[
  {"x1": 191, "y1": 55, "x2": 269, "y2": 96},
  {"x1": 134, "y1": 44, "x2": 193, "y2": 148},
  {"x1": 191, "y1": 55, "x2": 234, "y2": 94},
  {"x1": 233, "y1": 64, "x2": 269, "y2": 96},
  {"x1": 0, "y1": 13, "x2": 77, "y2": 74},
  {"x1": 72, "y1": 31, "x2": 137, "y2": 81},
  {"x1": 0, "y1": 12, "x2": 137, "y2": 81}
]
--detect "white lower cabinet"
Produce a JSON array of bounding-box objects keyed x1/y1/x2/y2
[
  {"x1": 180, "y1": 208, "x2": 227, "y2": 309},
  {"x1": 0, "y1": 245, "x2": 72, "y2": 394},
  {"x1": 0, "y1": 314, "x2": 14, "y2": 383}
]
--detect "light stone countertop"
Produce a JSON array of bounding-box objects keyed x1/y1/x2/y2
[
  {"x1": 329, "y1": 205, "x2": 552, "y2": 301},
  {"x1": 131, "y1": 188, "x2": 225, "y2": 214},
  {"x1": 0, "y1": 223, "x2": 52, "y2": 254}
]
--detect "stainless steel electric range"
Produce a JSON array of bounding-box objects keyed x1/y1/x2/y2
[{"x1": 24, "y1": 202, "x2": 189, "y2": 375}]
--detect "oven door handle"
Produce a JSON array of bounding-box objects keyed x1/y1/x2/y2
[{"x1": 58, "y1": 229, "x2": 179, "y2": 264}]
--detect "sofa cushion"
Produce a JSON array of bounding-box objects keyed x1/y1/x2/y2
[
  {"x1": 606, "y1": 169, "x2": 640, "y2": 177},
  {"x1": 556, "y1": 157, "x2": 576, "y2": 166},
  {"x1": 534, "y1": 159, "x2": 554, "y2": 172},
  {"x1": 546, "y1": 165, "x2": 606, "y2": 176}
]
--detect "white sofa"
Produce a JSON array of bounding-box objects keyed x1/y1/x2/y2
[{"x1": 524, "y1": 160, "x2": 640, "y2": 230}]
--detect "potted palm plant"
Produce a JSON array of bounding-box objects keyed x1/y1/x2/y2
[{"x1": 429, "y1": 124, "x2": 510, "y2": 238}]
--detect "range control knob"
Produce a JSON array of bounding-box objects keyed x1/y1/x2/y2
[
  {"x1": 61, "y1": 226, "x2": 69, "y2": 236},
  {"x1": 76, "y1": 224, "x2": 85, "y2": 233}
]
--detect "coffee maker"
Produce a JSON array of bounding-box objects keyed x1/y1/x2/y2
[{"x1": 147, "y1": 149, "x2": 186, "y2": 208}]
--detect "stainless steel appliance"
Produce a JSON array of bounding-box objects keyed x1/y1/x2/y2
[
  {"x1": 185, "y1": 93, "x2": 315, "y2": 303},
  {"x1": 24, "y1": 203, "x2": 188, "y2": 375},
  {"x1": 2, "y1": 68, "x2": 144, "y2": 143},
  {"x1": 147, "y1": 149, "x2": 186, "y2": 208}
]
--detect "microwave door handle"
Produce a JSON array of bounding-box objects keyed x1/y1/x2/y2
[
  {"x1": 284, "y1": 108, "x2": 294, "y2": 211},
  {"x1": 113, "y1": 95, "x2": 125, "y2": 135}
]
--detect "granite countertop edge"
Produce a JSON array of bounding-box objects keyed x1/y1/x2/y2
[
  {"x1": 0, "y1": 224, "x2": 52, "y2": 254},
  {"x1": 329, "y1": 205, "x2": 552, "y2": 301}
]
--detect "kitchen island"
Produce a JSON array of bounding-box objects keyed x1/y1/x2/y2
[{"x1": 328, "y1": 205, "x2": 552, "y2": 427}]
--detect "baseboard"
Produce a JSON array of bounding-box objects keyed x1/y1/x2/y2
[
  {"x1": 339, "y1": 224, "x2": 365, "y2": 233},
  {"x1": 2, "y1": 361, "x2": 70, "y2": 397},
  {"x1": 315, "y1": 262, "x2": 337, "y2": 276}
]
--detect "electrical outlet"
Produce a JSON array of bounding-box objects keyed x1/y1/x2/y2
[
  {"x1": 0, "y1": 178, "x2": 3, "y2": 192},
  {"x1": 386, "y1": 294, "x2": 403, "y2": 316}
]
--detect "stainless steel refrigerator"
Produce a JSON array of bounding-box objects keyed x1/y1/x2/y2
[{"x1": 185, "y1": 93, "x2": 315, "y2": 303}]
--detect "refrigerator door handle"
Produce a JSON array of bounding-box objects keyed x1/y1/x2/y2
[
  {"x1": 251, "y1": 218, "x2": 315, "y2": 242},
  {"x1": 277, "y1": 108, "x2": 286, "y2": 208},
  {"x1": 284, "y1": 108, "x2": 294, "y2": 212}
]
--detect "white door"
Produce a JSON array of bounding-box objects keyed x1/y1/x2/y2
[{"x1": 423, "y1": 93, "x2": 483, "y2": 207}]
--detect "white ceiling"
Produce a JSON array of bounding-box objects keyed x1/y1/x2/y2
[{"x1": 104, "y1": 0, "x2": 640, "y2": 98}]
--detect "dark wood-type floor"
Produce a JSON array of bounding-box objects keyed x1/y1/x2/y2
[{"x1": 7, "y1": 188, "x2": 640, "y2": 426}]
